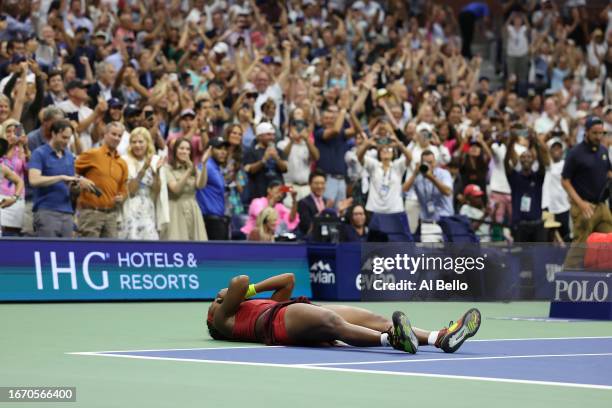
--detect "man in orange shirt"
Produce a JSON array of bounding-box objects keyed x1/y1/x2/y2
[{"x1": 75, "y1": 122, "x2": 128, "y2": 238}]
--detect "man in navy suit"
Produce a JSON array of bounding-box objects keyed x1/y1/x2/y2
[{"x1": 297, "y1": 170, "x2": 327, "y2": 236}]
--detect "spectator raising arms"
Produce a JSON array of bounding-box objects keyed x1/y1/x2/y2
[{"x1": 0, "y1": 0, "x2": 609, "y2": 245}]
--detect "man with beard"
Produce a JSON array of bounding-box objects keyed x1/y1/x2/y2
[
  {"x1": 196, "y1": 137, "x2": 230, "y2": 240},
  {"x1": 562, "y1": 116, "x2": 612, "y2": 269}
]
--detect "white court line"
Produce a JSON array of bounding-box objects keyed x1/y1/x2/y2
[
  {"x1": 469, "y1": 335, "x2": 612, "y2": 342},
  {"x1": 66, "y1": 345, "x2": 282, "y2": 354},
  {"x1": 68, "y1": 336, "x2": 612, "y2": 355},
  {"x1": 67, "y1": 351, "x2": 612, "y2": 391},
  {"x1": 301, "y1": 352, "x2": 612, "y2": 367}
]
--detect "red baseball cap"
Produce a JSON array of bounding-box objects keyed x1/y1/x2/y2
[{"x1": 464, "y1": 184, "x2": 484, "y2": 197}]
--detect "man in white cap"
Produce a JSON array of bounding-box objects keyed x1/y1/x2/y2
[{"x1": 243, "y1": 122, "x2": 288, "y2": 202}]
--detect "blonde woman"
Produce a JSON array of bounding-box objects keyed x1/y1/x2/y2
[
  {"x1": 0, "y1": 119, "x2": 28, "y2": 235},
  {"x1": 120, "y1": 127, "x2": 168, "y2": 240},
  {"x1": 247, "y1": 206, "x2": 278, "y2": 242},
  {"x1": 163, "y1": 138, "x2": 209, "y2": 241},
  {"x1": 0, "y1": 95, "x2": 11, "y2": 124}
]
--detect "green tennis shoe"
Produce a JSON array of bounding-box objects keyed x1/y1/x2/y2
[
  {"x1": 389, "y1": 311, "x2": 419, "y2": 354},
  {"x1": 436, "y1": 308, "x2": 481, "y2": 353}
]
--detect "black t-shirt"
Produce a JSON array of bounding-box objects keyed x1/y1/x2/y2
[
  {"x1": 243, "y1": 144, "x2": 287, "y2": 202},
  {"x1": 314, "y1": 125, "x2": 349, "y2": 176},
  {"x1": 562, "y1": 142, "x2": 611, "y2": 203},
  {"x1": 507, "y1": 170, "x2": 545, "y2": 225}
]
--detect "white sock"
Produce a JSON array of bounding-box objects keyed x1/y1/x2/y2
[
  {"x1": 428, "y1": 331, "x2": 439, "y2": 346},
  {"x1": 380, "y1": 333, "x2": 390, "y2": 347}
]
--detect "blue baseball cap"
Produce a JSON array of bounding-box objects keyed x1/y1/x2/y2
[{"x1": 585, "y1": 116, "x2": 603, "y2": 130}]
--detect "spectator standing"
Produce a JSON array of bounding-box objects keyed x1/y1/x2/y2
[
  {"x1": 403, "y1": 150, "x2": 454, "y2": 240},
  {"x1": 562, "y1": 116, "x2": 612, "y2": 268},
  {"x1": 164, "y1": 138, "x2": 209, "y2": 241},
  {"x1": 277, "y1": 108, "x2": 319, "y2": 205},
  {"x1": 75, "y1": 121, "x2": 128, "y2": 238},
  {"x1": 243, "y1": 122, "x2": 288, "y2": 202},
  {"x1": 357, "y1": 131, "x2": 412, "y2": 216},
  {"x1": 0, "y1": 119, "x2": 28, "y2": 235},
  {"x1": 542, "y1": 137, "x2": 571, "y2": 240},
  {"x1": 120, "y1": 127, "x2": 166, "y2": 240},
  {"x1": 504, "y1": 134, "x2": 550, "y2": 242},
  {"x1": 0, "y1": 130, "x2": 24, "y2": 236},
  {"x1": 314, "y1": 102, "x2": 354, "y2": 206},
  {"x1": 297, "y1": 170, "x2": 327, "y2": 237},
  {"x1": 29, "y1": 120, "x2": 96, "y2": 237},
  {"x1": 197, "y1": 137, "x2": 230, "y2": 240},
  {"x1": 58, "y1": 80, "x2": 105, "y2": 151},
  {"x1": 506, "y1": 12, "x2": 530, "y2": 95}
]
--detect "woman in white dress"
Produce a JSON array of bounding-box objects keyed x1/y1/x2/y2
[{"x1": 120, "y1": 127, "x2": 167, "y2": 240}]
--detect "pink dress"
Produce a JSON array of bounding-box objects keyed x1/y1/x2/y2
[
  {"x1": 0, "y1": 146, "x2": 26, "y2": 197},
  {"x1": 240, "y1": 197, "x2": 300, "y2": 235}
]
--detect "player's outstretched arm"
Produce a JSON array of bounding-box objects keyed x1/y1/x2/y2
[{"x1": 253, "y1": 273, "x2": 295, "y2": 302}]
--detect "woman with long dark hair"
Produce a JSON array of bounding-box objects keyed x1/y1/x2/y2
[{"x1": 163, "y1": 138, "x2": 208, "y2": 240}]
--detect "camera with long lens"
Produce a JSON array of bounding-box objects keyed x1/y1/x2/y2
[{"x1": 419, "y1": 163, "x2": 430, "y2": 174}]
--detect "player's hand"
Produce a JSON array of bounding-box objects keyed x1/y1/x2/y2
[{"x1": 216, "y1": 288, "x2": 228, "y2": 300}]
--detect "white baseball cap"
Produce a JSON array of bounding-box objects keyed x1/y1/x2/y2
[
  {"x1": 256, "y1": 122, "x2": 275, "y2": 136},
  {"x1": 416, "y1": 123, "x2": 433, "y2": 134},
  {"x1": 213, "y1": 42, "x2": 229, "y2": 54}
]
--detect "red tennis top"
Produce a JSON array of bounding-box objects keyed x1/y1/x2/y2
[{"x1": 231, "y1": 299, "x2": 277, "y2": 341}]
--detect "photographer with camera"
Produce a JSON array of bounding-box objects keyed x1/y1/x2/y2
[
  {"x1": 357, "y1": 125, "x2": 411, "y2": 215},
  {"x1": 277, "y1": 108, "x2": 319, "y2": 205},
  {"x1": 402, "y1": 150, "x2": 454, "y2": 239},
  {"x1": 404, "y1": 122, "x2": 450, "y2": 233}
]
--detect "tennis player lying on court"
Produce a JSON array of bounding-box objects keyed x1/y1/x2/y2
[{"x1": 206, "y1": 273, "x2": 481, "y2": 354}]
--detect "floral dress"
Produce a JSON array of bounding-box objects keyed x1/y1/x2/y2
[{"x1": 119, "y1": 156, "x2": 160, "y2": 240}]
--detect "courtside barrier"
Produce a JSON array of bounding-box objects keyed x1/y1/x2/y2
[
  {"x1": 0, "y1": 239, "x2": 311, "y2": 301},
  {"x1": 1, "y1": 240, "x2": 608, "y2": 305},
  {"x1": 308, "y1": 243, "x2": 569, "y2": 301}
]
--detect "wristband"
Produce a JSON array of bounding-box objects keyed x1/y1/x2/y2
[{"x1": 245, "y1": 284, "x2": 257, "y2": 299}]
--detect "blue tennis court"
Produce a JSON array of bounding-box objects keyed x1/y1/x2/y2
[{"x1": 71, "y1": 336, "x2": 612, "y2": 390}]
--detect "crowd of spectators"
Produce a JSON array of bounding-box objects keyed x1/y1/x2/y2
[{"x1": 0, "y1": 0, "x2": 610, "y2": 245}]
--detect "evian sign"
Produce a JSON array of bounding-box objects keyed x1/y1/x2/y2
[{"x1": 310, "y1": 260, "x2": 335, "y2": 284}]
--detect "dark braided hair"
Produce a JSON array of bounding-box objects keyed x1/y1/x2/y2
[{"x1": 206, "y1": 320, "x2": 230, "y2": 341}]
